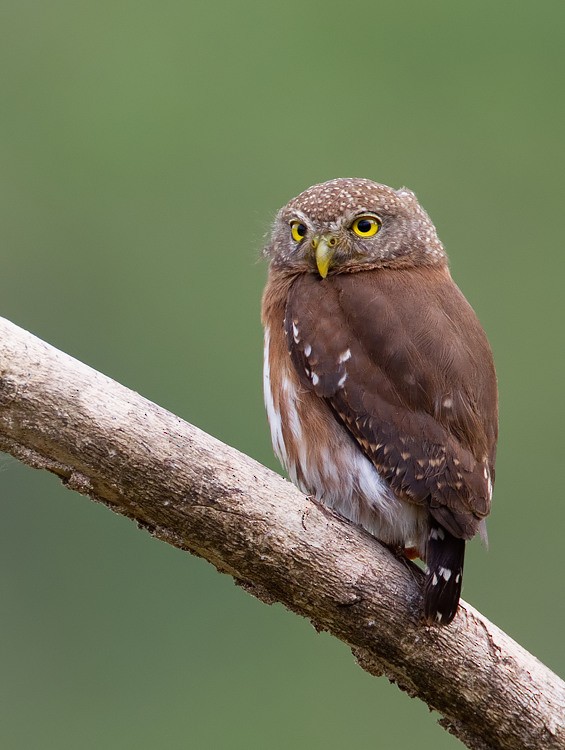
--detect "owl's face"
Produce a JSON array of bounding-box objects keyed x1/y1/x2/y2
[{"x1": 265, "y1": 178, "x2": 446, "y2": 276}]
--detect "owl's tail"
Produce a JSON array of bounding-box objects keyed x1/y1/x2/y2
[{"x1": 423, "y1": 523, "x2": 465, "y2": 625}]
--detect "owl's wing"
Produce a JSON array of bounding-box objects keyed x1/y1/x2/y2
[{"x1": 285, "y1": 266, "x2": 498, "y2": 540}]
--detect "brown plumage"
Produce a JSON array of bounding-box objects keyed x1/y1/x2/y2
[{"x1": 262, "y1": 178, "x2": 498, "y2": 625}]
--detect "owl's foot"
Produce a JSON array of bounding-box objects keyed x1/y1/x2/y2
[
  {"x1": 403, "y1": 546, "x2": 420, "y2": 560},
  {"x1": 386, "y1": 542, "x2": 421, "y2": 561}
]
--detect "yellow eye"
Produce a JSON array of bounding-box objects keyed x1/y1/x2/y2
[
  {"x1": 351, "y1": 215, "x2": 381, "y2": 238},
  {"x1": 290, "y1": 221, "x2": 307, "y2": 242}
]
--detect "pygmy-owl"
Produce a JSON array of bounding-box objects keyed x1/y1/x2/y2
[{"x1": 262, "y1": 177, "x2": 498, "y2": 625}]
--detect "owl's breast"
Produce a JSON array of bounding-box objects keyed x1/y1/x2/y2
[{"x1": 263, "y1": 321, "x2": 427, "y2": 549}]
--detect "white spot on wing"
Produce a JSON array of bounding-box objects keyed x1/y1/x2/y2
[
  {"x1": 429, "y1": 526, "x2": 445, "y2": 541},
  {"x1": 338, "y1": 349, "x2": 351, "y2": 363},
  {"x1": 304, "y1": 343, "x2": 312, "y2": 357},
  {"x1": 438, "y1": 566, "x2": 452, "y2": 582},
  {"x1": 483, "y1": 463, "x2": 493, "y2": 500},
  {"x1": 292, "y1": 321, "x2": 300, "y2": 344},
  {"x1": 311, "y1": 372, "x2": 319, "y2": 386},
  {"x1": 337, "y1": 373, "x2": 347, "y2": 388}
]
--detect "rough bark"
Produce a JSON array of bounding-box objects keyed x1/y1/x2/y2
[{"x1": 0, "y1": 316, "x2": 563, "y2": 750}]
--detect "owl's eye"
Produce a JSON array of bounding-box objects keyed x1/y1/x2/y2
[
  {"x1": 351, "y1": 215, "x2": 381, "y2": 238},
  {"x1": 290, "y1": 221, "x2": 307, "y2": 242}
]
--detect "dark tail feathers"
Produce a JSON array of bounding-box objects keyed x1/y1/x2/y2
[{"x1": 424, "y1": 522, "x2": 465, "y2": 625}]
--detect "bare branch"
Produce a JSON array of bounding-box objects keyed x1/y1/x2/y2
[{"x1": 0, "y1": 316, "x2": 563, "y2": 750}]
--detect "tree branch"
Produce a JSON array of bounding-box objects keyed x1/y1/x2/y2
[{"x1": 0, "y1": 316, "x2": 563, "y2": 750}]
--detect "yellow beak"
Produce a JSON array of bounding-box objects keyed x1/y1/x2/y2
[{"x1": 312, "y1": 235, "x2": 336, "y2": 279}]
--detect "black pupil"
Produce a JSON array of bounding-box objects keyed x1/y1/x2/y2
[
  {"x1": 357, "y1": 219, "x2": 372, "y2": 233},
  {"x1": 296, "y1": 223, "x2": 306, "y2": 237}
]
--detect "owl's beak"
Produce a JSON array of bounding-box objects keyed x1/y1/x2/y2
[{"x1": 312, "y1": 234, "x2": 337, "y2": 278}]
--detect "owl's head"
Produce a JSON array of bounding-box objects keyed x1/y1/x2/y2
[{"x1": 264, "y1": 178, "x2": 446, "y2": 277}]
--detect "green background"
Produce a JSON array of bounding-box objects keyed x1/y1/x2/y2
[{"x1": 1, "y1": 2, "x2": 563, "y2": 748}]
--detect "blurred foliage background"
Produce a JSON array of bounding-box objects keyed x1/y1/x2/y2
[{"x1": 1, "y1": 1, "x2": 563, "y2": 748}]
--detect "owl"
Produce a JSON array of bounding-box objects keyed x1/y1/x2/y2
[{"x1": 261, "y1": 178, "x2": 498, "y2": 625}]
